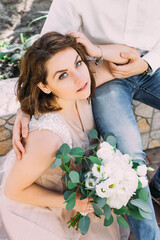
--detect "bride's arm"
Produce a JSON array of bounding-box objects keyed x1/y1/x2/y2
[{"x1": 5, "y1": 130, "x2": 93, "y2": 213}]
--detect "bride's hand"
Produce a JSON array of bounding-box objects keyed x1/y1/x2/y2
[
  {"x1": 67, "y1": 30, "x2": 101, "y2": 58},
  {"x1": 73, "y1": 193, "x2": 94, "y2": 213}
]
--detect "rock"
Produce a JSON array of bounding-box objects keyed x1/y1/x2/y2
[
  {"x1": 137, "y1": 119, "x2": 150, "y2": 133},
  {"x1": 135, "y1": 103, "x2": 153, "y2": 118},
  {"x1": 152, "y1": 112, "x2": 160, "y2": 131},
  {"x1": 0, "y1": 128, "x2": 11, "y2": 141},
  {"x1": 0, "y1": 139, "x2": 12, "y2": 155},
  {"x1": 0, "y1": 118, "x2": 6, "y2": 126}
]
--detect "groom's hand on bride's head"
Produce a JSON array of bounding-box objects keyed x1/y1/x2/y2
[{"x1": 12, "y1": 108, "x2": 30, "y2": 160}]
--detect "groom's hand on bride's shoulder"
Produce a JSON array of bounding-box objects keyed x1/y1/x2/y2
[{"x1": 12, "y1": 108, "x2": 30, "y2": 160}]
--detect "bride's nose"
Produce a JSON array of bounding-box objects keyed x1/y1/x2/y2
[{"x1": 73, "y1": 71, "x2": 84, "y2": 85}]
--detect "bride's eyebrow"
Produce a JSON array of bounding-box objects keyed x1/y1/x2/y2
[{"x1": 53, "y1": 54, "x2": 79, "y2": 78}]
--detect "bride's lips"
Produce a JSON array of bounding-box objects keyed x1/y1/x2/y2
[{"x1": 76, "y1": 82, "x2": 88, "y2": 92}]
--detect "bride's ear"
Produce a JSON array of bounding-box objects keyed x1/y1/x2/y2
[{"x1": 37, "y1": 82, "x2": 51, "y2": 94}]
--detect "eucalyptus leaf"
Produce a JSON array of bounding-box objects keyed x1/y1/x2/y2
[
  {"x1": 103, "y1": 204, "x2": 111, "y2": 220},
  {"x1": 60, "y1": 143, "x2": 70, "y2": 154},
  {"x1": 66, "y1": 198, "x2": 76, "y2": 210},
  {"x1": 80, "y1": 185, "x2": 87, "y2": 195},
  {"x1": 70, "y1": 147, "x2": 85, "y2": 157},
  {"x1": 128, "y1": 208, "x2": 145, "y2": 220},
  {"x1": 89, "y1": 129, "x2": 98, "y2": 139},
  {"x1": 50, "y1": 158, "x2": 62, "y2": 169},
  {"x1": 117, "y1": 216, "x2": 129, "y2": 229},
  {"x1": 64, "y1": 190, "x2": 74, "y2": 200},
  {"x1": 103, "y1": 132, "x2": 115, "y2": 141},
  {"x1": 64, "y1": 164, "x2": 70, "y2": 173},
  {"x1": 87, "y1": 190, "x2": 96, "y2": 198},
  {"x1": 114, "y1": 206, "x2": 128, "y2": 215},
  {"x1": 92, "y1": 202, "x2": 103, "y2": 216},
  {"x1": 68, "y1": 181, "x2": 77, "y2": 189},
  {"x1": 64, "y1": 192, "x2": 76, "y2": 203},
  {"x1": 130, "y1": 199, "x2": 152, "y2": 213},
  {"x1": 62, "y1": 154, "x2": 70, "y2": 163},
  {"x1": 97, "y1": 197, "x2": 107, "y2": 208},
  {"x1": 69, "y1": 171, "x2": 80, "y2": 183},
  {"x1": 78, "y1": 216, "x2": 90, "y2": 235},
  {"x1": 106, "y1": 135, "x2": 117, "y2": 147},
  {"x1": 139, "y1": 208, "x2": 152, "y2": 220},
  {"x1": 88, "y1": 156, "x2": 102, "y2": 165},
  {"x1": 88, "y1": 143, "x2": 99, "y2": 149},
  {"x1": 104, "y1": 214, "x2": 113, "y2": 227},
  {"x1": 138, "y1": 188, "x2": 149, "y2": 201}
]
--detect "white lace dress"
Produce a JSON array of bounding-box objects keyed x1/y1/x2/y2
[{"x1": 0, "y1": 100, "x2": 120, "y2": 240}]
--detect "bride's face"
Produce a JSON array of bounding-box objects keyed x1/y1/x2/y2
[{"x1": 39, "y1": 47, "x2": 91, "y2": 101}]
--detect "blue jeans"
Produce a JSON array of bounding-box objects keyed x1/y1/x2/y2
[{"x1": 92, "y1": 68, "x2": 160, "y2": 240}]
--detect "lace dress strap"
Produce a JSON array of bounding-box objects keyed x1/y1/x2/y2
[{"x1": 29, "y1": 112, "x2": 72, "y2": 148}]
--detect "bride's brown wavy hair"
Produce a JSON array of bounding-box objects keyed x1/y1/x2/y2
[{"x1": 17, "y1": 31, "x2": 96, "y2": 116}]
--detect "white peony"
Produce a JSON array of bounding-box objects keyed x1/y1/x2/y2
[
  {"x1": 136, "y1": 165, "x2": 147, "y2": 177},
  {"x1": 138, "y1": 176, "x2": 148, "y2": 188}
]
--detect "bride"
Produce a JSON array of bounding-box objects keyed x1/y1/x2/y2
[{"x1": 0, "y1": 31, "x2": 138, "y2": 240}]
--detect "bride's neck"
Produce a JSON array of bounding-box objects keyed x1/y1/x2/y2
[{"x1": 56, "y1": 98, "x2": 77, "y2": 115}]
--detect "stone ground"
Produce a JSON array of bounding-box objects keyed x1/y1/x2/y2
[{"x1": 129, "y1": 147, "x2": 160, "y2": 240}]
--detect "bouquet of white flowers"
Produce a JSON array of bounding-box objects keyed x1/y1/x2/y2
[{"x1": 51, "y1": 129, "x2": 153, "y2": 235}]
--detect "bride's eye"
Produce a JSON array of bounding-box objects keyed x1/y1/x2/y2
[
  {"x1": 76, "y1": 60, "x2": 82, "y2": 67},
  {"x1": 59, "y1": 72, "x2": 68, "y2": 79}
]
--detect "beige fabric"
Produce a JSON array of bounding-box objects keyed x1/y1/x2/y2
[{"x1": 0, "y1": 100, "x2": 120, "y2": 240}]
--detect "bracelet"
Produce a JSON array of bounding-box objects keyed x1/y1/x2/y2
[{"x1": 95, "y1": 45, "x2": 103, "y2": 65}]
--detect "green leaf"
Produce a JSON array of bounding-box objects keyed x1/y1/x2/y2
[
  {"x1": 80, "y1": 195, "x2": 87, "y2": 200},
  {"x1": 63, "y1": 190, "x2": 73, "y2": 200},
  {"x1": 104, "y1": 214, "x2": 113, "y2": 226},
  {"x1": 24, "y1": 34, "x2": 40, "y2": 49},
  {"x1": 62, "y1": 154, "x2": 70, "y2": 163},
  {"x1": 128, "y1": 208, "x2": 145, "y2": 220},
  {"x1": 130, "y1": 199, "x2": 152, "y2": 213},
  {"x1": 60, "y1": 143, "x2": 70, "y2": 154},
  {"x1": 137, "y1": 180, "x2": 142, "y2": 189},
  {"x1": 103, "y1": 204, "x2": 111, "y2": 220},
  {"x1": 66, "y1": 198, "x2": 76, "y2": 210},
  {"x1": 50, "y1": 158, "x2": 62, "y2": 169},
  {"x1": 68, "y1": 181, "x2": 77, "y2": 189},
  {"x1": 75, "y1": 157, "x2": 83, "y2": 164},
  {"x1": 106, "y1": 135, "x2": 117, "y2": 147},
  {"x1": 88, "y1": 156, "x2": 102, "y2": 165},
  {"x1": 64, "y1": 164, "x2": 70, "y2": 173},
  {"x1": 70, "y1": 147, "x2": 85, "y2": 157},
  {"x1": 139, "y1": 208, "x2": 152, "y2": 220},
  {"x1": 89, "y1": 129, "x2": 98, "y2": 139},
  {"x1": 117, "y1": 216, "x2": 129, "y2": 229},
  {"x1": 103, "y1": 132, "x2": 115, "y2": 141},
  {"x1": 138, "y1": 188, "x2": 149, "y2": 201},
  {"x1": 87, "y1": 190, "x2": 96, "y2": 198},
  {"x1": 78, "y1": 216, "x2": 90, "y2": 235},
  {"x1": 92, "y1": 202, "x2": 103, "y2": 216},
  {"x1": 64, "y1": 192, "x2": 76, "y2": 203},
  {"x1": 80, "y1": 185, "x2": 87, "y2": 195},
  {"x1": 88, "y1": 143, "x2": 99, "y2": 150},
  {"x1": 27, "y1": 15, "x2": 48, "y2": 28},
  {"x1": 97, "y1": 197, "x2": 107, "y2": 208},
  {"x1": 62, "y1": 173, "x2": 70, "y2": 186},
  {"x1": 69, "y1": 171, "x2": 80, "y2": 183},
  {"x1": 114, "y1": 206, "x2": 128, "y2": 215},
  {"x1": 10, "y1": 53, "x2": 22, "y2": 62}
]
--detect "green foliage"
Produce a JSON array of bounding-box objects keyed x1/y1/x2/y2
[
  {"x1": 104, "y1": 214, "x2": 113, "y2": 227},
  {"x1": 89, "y1": 129, "x2": 98, "y2": 139},
  {"x1": 117, "y1": 216, "x2": 129, "y2": 229},
  {"x1": 88, "y1": 156, "x2": 102, "y2": 165},
  {"x1": 69, "y1": 171, "x2": 80, "y2": 183},
  {"x1": 103, "y1": 204, "x2": 111, "y2": 220},
  {"x1": 78, "y1": 216, "x2": 90, "y2": 235}
]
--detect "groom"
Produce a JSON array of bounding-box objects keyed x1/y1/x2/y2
[{"x1": 13, "y1": 0, "x2": 160, "y2": 239}]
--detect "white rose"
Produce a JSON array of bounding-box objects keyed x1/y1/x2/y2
[
  {"x1": 139, "y1": 176, "x2": 148, "y2": 188},
  {"x1": 136, "y1": 165, "x2": 147, "y2": 177}
]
